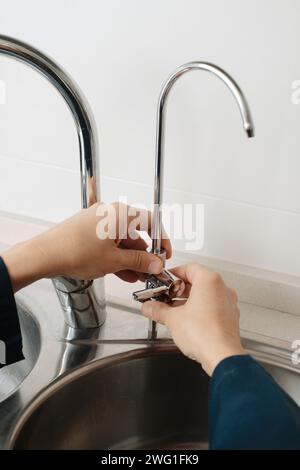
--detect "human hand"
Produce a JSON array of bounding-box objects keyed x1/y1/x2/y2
[
  {"x1": 2, "y1": 202, "x2": 171, "y2": 292},
  {"x1": 141, "y1": 263, "x2": 245, "y2": 376}
]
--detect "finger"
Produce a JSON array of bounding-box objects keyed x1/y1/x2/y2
[
  {"x1": 142, "y1": 300, "x2": 173, "y2": 325},
  {"x1": 227, "y1": 287, "x2": 238, "y2": 303},
  {"x1": 170, "y1": 298, "x2": 188, "y2": 307},
  {"x1": 119, "y1": 234, "x2": 150, "y2": 280},
  {"x1": 117, "y1": 249, "x2": 163, "y2": 274},
  {"x1": 136, "y1": 273, "x2": 148, "y2": 282},
  {"x1": 119, "y1": 231, "x2": 148, "y2": 251},
  {"x1": 168, "y1": 264, "x2": 200, "y2": 284},
  {"x1": 126, "y1": 206, "x2": 172, "y2": 259},
  {"x1": 115, "y1": 270, "x2": 139, "y2": 283},
  {"x1": 97, "y1": 202, "x2": 172, "y2": 258},
  {"x1": 121, "y1": 230, "x2": 172, "y2": 264},
  {"x1": 179, "y1": 282, "x2": 192, "y2": 299},
  {"x1": 160, "y1": 226, "x2": 172, "y2": 259},
  {"x1": 169, "y1": 263, "x2": 217, "y2": 286}
]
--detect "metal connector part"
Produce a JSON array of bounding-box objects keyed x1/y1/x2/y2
[{"x1": 132, "y1": 269, "x2": 185, "y2": 304}]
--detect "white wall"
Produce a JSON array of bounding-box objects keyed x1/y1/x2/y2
[{"x1": 1, "y1": 0, "x2": 300, "y2": 276}]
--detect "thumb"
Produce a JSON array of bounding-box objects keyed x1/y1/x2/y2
[
  {"x1": 119, "y1": 249, "x2": 163, "y2": 274},
  {"x1": 142, "y1": 301, "x2": 172, "y2": 325}
]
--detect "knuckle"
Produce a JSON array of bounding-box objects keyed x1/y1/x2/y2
[
  {"x1": 187, "y1": 263, "x2": 202, "y2": 277},
  {"x1": 207, "y1": 271, "x2": 223, "y2": 287},
  {"x1": 188, "y1": 262, "x2": 200, "y2": 270},
  {"x1": 151, "y1": 310, "x2": 161, "y2": 323},
  {"x1": 230, "y1": 288, "x2": 238, "y2": 302},
  {"x1": 133, "y1": 250, "x2": 143, "y2": 268}
]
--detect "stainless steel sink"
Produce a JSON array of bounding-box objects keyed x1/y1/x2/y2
[
  {"x1": 7, "y1": 344, "x2": 300, "y2": 450},
  {"x1": 0, "y1": 304, "x2": 40, "y2": 402},
  {"x1": 1, "y1": 280, "x2": 300, "y2": 450},
  {"x1": 9, "y1": 348, "x2": 209, "y2": 450}
]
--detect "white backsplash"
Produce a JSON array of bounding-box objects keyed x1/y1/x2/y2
[{"x1": 1, "y1": 0, "x2": 300, "y2": 277}]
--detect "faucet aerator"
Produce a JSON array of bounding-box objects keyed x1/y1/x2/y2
[{"x1": 246, "y1": 127, "x2": 255, "y2": 138}]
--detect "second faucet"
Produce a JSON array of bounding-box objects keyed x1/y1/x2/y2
[{"x1": 133, "y1": 61, "x2": 255, "y2": 339}]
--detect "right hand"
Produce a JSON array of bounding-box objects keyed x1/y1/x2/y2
[{"x1": 141, "y1": 263, "x2": 246, "y2": 376}]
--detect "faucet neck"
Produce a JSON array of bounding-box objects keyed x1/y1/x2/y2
[
  {"x1": 152, "y1": 61, "x2": 254, "y2": 254},
  {"x1": 0, "y1": 35, "x2": 99, "y2": 208},
  {"x1": 0, "y1": 35, "x2": 105, "y2": 329}
]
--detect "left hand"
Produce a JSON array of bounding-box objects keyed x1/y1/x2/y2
[{"x1": 2, "y1": 202, "x2": 172, "y2": 292}]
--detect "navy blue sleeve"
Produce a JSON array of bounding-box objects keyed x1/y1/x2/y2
[
  {"x1": 0, "y1": 256, "x2": 24, "y2": 368},
  {"x1": 209, "y1": 354, "x2": 300, "y2": 449}
]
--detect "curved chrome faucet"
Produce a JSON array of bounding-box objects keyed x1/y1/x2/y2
[
  {"x1": 0, "y1": 35, "x2": 106, "y2": 329},
  {"x1": 137, "y1": 62, "x2": 255, "y2": 339},
  {"x1": 152, "y1": 61, "x2": 254, "y2": 255}
]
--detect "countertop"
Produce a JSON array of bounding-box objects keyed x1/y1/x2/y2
[{"x1": 1, "y1": 210, "x2": 300, "y2": 347}]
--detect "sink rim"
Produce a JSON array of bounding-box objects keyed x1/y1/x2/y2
[{"x1": 0, "y1": 302, "x2": 41, "y2": 402}]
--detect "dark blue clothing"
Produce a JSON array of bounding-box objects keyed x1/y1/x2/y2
[
  {"x1": 0, "y1": 255, "x2": 300, "y2": 448},
  {"x1": 0, "y1": 257, "x2": 24, "y2": 368},
  {"x1": 209, "y1": 354, "x2": 300, "y2": 449}
]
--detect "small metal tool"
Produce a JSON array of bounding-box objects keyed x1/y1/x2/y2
[
  {"x1": 132, "y1": 269, "x2": 186, "y2": 303},
  {"x1": 133, "y1": 269, "x2": 186, "y2": 340}
]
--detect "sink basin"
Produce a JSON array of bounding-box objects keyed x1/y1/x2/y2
[
  {"x1": 10, "y1": 348, "x2": 209, "y2": 449},
  {"x1": 8, "y1": 345, "x2": 300, "y2": 450},
  {"x1": 0, "y1": 304, "x2": 40, "y2": 402}
]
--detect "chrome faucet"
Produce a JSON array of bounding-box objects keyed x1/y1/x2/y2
[
  {"x1": 133, "y1": 62, "x2": 255, "y2": 339},
  {"x1": 0, "y1": 35, "x2": 106, "y2": 329}
]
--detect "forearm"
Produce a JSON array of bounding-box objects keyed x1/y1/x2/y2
[
  {"x1": 1, "y1": 233, "x2": 59, "y2": 293},
  {"x1": 209, "y1": 355, "x2": 300, "y2": 449}
]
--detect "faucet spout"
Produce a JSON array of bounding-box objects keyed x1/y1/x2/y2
[
  {"x1": 0, "y1": 35, "x2": 106, "y2": 329},
  {"x1": 146, "y1": 62, "x2": 254, "y2": 339},
  {"x1": 152, "y1": 61, "x2": 254, "y2": 256}
]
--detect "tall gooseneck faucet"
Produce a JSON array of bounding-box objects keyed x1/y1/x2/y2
[
  {"x1": 0, "y1": 35, "x2": 105, "y2": 329},
  {"x1": 149, "y1": 62, "x2": 254, "y2": 338}
]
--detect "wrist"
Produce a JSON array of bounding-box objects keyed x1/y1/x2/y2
[
  {"x1": 2, "y1": 233, "x2": 59, "y2": 292},
  {"x1": 200, "y1": 339, "x2": 246, "y2": 377}
]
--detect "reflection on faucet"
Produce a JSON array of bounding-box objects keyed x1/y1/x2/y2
[
  {"x1": 149, "y1": 62, "x2": 255, "y2": 339},
  {"x1": 57, "y1": 325, "x2": 102, "y2": 376},
  {"x1": 0, "y1": 35, "x2": 106, "y2": 329}
]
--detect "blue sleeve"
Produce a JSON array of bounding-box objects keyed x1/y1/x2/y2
[
  {"x1": 209, "y1": 354, "x2": 300, "y2": 449},
  {"x1": 0, "y1": 256, "x2": 24, "y2": 368}
]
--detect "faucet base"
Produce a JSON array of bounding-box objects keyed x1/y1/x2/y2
[{"x1": 53, "y1": 277, "x2": 106, "y2": 329}]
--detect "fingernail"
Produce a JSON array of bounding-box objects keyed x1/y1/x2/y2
[
  {"x1": 148, "y1": 259, "x2": 162, "y2": 274},
  {"x1": 142, "y1": 302, "x2": 153, "y2": 317}
]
